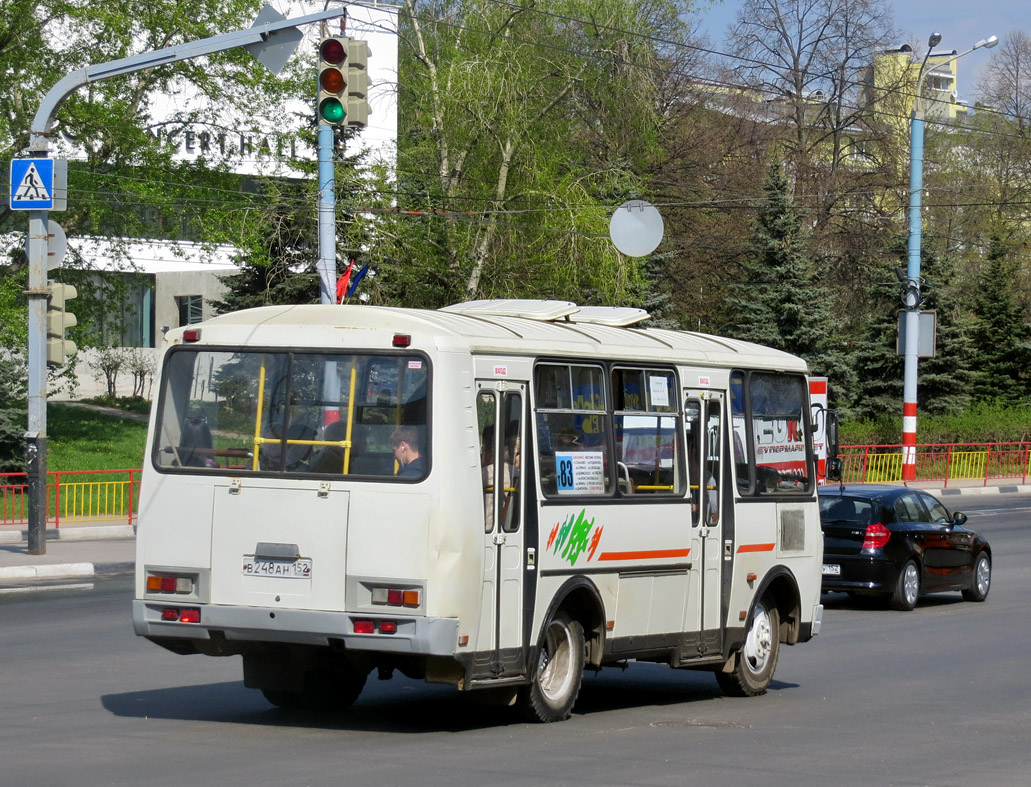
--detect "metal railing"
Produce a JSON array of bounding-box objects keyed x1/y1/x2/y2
[
  {"x1": 0, "y1": 469, "x2": 140, "y2": 527},
  {"x1": 1, "y1": 443, "x2": 1028, "y2": 526},
  {"x1": 841, "y1": 442, "x2": 1031, "y2": 487}
]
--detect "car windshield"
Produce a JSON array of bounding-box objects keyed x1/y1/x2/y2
[{"x1": 819, "y1": 495, "x2": 878, "y2": 525}]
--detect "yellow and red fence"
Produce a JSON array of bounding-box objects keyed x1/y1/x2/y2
[
  {"x1": 841, "y1": 442, "x2": 1031, "y2": 487},
  {"x1": 1, "y1": 444, "x2": 1029, "y2": 526},
  {"x1": 0, "y1": 469, "x2": 140, "y2": 528}
]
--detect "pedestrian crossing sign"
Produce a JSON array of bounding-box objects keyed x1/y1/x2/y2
[{"x1": 9, "y1": 158, "x2": 67, "y2": 211}]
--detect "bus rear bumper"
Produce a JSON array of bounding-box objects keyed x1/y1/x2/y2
[{"x1": 132, "y1": 600, "x2": 459, "y2": 657}]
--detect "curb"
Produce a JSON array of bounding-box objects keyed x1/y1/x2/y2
[
  {"x1": 934, "y1": 485, "x2": 1031, "y2": 496},
  {"x1": 0, "y1": 560, "x2": 134, "y2": 583},
  {"x1": 0, "y1": 524, "x2": 135, "y2": 545},
  {"x1": 0, "y1": 562, "x2": 94, "y2": 581}
]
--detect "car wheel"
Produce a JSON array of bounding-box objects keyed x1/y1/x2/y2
[
  {"x1": 962, "y1": 552, "x2": 991, "y2": 602},
  {"x1": 716, "y1": 597, "x2": 780, "y2": 697},
  {"x1": 890, "y1": 560, "x2": 920, "y2": 611},
  {"x1": 520, "y1": 610, "x2": 585, "y2": 722}
]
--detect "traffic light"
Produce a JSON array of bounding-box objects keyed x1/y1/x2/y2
[
  {"x1": 46, "y1": 281, "x2": 77, "y2": 367},
  {"x1": 318, "y1": 36, "x2": 349, "y2": 126},
  {"x1": 345, "y1": 39, "x2": 370, "y2": 128}
]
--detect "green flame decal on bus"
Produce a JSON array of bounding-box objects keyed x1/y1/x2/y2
[{"x1": 547, "y1": 509, "x2": 604, "y2": 567}]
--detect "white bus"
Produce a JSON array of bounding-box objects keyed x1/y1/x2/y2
[{"x1": 133, "y1": 299, "x2": 832, "y2": 722}]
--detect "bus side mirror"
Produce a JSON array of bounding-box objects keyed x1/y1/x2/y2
[{"x1": 825, "y1": 411, "x2": 842, "y2": 482}]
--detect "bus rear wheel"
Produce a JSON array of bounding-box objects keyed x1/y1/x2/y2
[
  {"x1": 520, "y1": 610, "x2": 585, "y2": 722},
  {"x1": 261, "y1": 662, "x2": 367, "y2": 711},
  {"x1": 716, "y1": 597, "x2": 780, "y2": 697}
]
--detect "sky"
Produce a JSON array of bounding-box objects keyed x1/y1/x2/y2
[{"x1": 696, "y1": 0, "x2": 1026, "y2": 100}]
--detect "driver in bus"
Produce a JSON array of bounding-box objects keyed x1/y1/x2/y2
[{"x1": 390, "y1": 426, "x2": 425, "y2": 478}]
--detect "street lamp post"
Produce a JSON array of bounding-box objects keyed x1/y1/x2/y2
[{"x1": 902, "y1": 32, "x2": 998, "y2": 482}]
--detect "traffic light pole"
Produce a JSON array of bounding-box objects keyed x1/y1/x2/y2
[
  {"x1": 20, "y1": 4, "x2": 340, "y2": 553},
  {"x1": 26, "y1": 210, "x2": 49, "y2": 553},
  {"x1": 317, "y1": 124, "x2": 336, "y2": 305}
]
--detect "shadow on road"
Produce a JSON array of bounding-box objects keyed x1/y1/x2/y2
[{"x1": 101, "y1": 661, "x2": 791, "y2": 732}]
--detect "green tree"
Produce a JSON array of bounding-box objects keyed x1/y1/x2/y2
[
  {"x1": 969, "y1": 236, "x2": 1031, "y2": 405},
  {"x1": 726, "y1": 162, "x2": 855, "y2": 402},
  {"x1": 916, "y1": 245, "x2": 976, "y2": 415},
  {"x1": 388, "y1": 0, "x2": 699, "y2": 306}
]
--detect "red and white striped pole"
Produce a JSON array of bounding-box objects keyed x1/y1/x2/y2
[{"x1": 902, "y1": 397, "x2": 918, "y2": 481}]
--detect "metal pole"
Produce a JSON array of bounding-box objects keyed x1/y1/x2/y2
[
  {"x1": 902, "y1": 107, "x2": 923, "y2": 483},
  {"x1": 26, "y1": 209, "x2": 49, "y2": 553},
  {"x1": 317, "y1": 124, "x2": 336, "y2": 304}
]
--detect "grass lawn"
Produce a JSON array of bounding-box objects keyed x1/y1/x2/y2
[{"x1": 47, "y1": 402, "x2": 148, "y2": 472}]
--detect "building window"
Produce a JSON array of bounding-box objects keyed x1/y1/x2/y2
[{"x1": 176, "y1": 295, "x2": 203, "y2": 326}]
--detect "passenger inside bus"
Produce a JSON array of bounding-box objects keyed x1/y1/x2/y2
[
  {"x1": 391, "y1": 426, "x2": 425, "y2": 478},
  {"x1": 310, "y1": 420, "x2": 350, "y2": 475},
  {"x1": 178, "y1": 415, "x2": 217, "y2": 468}
]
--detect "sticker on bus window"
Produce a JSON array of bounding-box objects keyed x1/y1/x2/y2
[
  {"x1": 555, "y1": 452, "x2": 605, "y2": 494},
  {"x1": 649, "y1": 375, "x2": 670, "y2": 407},
  {"x1": 408, "y1": 360, "x2": 422, "y2": 369}
]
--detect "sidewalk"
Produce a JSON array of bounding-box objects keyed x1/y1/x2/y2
[
  {"x1": 0, "y1": 520, "x2": 136, "y2": 589},
  {"x1": 1, "y1": 480, "x2": 1028, "y2": 590}
]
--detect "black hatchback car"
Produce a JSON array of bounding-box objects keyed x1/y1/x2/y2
[{"x1": 818, "y1": 484, "x2": 991, "y2": 610}]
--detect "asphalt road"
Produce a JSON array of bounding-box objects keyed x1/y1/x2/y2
[{"x1": 1, "y1": 495, "x2": 1029, "y2": 787}]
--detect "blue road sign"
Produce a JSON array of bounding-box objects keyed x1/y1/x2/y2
[{"x1": 10, "y1": 159, "x2": 56, "y2": 210}]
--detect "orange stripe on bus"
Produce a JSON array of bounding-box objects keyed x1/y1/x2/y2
[
  {"x1": 597, "y1": 548, "x2": 691, "y2": 562},
  {"x1": 737, "y1": 543, "x2": 775, "y2": 553}
]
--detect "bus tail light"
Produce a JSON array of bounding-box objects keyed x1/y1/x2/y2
[
  {"x1": 147, "y1": 573, "x2": 194, "y2": 594},
  {"x1": 353, "y1": 619, "x2": 398, "y2": 634},
  {"x1": 862, "y1": 522, "x2": 891, "y2": 551},
  {"x1": 371, "y1": 586, "x2": 421, "y2": 608},
  {"x1": 161, "y1": 607, "x2": 201, "y2": 623}
]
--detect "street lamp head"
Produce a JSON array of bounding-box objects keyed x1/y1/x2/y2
[
  {"x1": 975, "y1": 35, "x2": 999, "y2": 50},
  {"x1": 928, "y1": 32, "x2": 943, "y2": 48}
]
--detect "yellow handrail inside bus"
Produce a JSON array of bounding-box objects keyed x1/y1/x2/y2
[
  {"x1": 343, "y1": 363, "x2": 357, "y2": 474},
  {"x1": 251, "y1": 357, "x2": 268, "y2": 471}
]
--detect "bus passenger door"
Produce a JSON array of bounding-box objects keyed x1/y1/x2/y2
[
  {"x1": 475, "y1": 382, "x2": 525, "y2": 677},
  {"x1": 685, "y1": 392, "x2": 724, "y2": 652}
]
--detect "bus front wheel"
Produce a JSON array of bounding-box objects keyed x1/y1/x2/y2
[
  {"x1": 715, "y1": 597, "x2": 780, "y2": 697},
  {"x1": 520, "y1": 610, "x2": 585, "y2": 722}
]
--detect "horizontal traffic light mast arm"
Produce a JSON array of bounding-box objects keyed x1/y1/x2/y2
[{"x1": 29, "y1": 5, "x2": 342, "y2": 152}]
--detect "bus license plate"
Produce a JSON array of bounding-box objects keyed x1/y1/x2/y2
[
  {"x1": 822, "y1": 563, "x2": 841, "y2": 576},
  {"x1": 242, "y1": 557, "x2": 312, "y2": 579}
]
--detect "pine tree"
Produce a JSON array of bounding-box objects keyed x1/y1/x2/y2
[
  {"x1": 970, "y1": 236, "x2": 1031, "y2": 405},
  {"x1": 725, "y1": 162, "x2": 855, "y2": 405},
  {"x1": 851, "y1": 259, "x2": 904, "y2": 422},
  {"x1": 917, "y1": 246, "x2": 976, "y2": 415},
  {"x1": 211, "y1": 179, "x2": 320, "y2": 313}
]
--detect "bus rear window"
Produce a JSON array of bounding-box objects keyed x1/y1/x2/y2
[{"x1": 153, "y1": 349, "x2": 429, "y2": 479}]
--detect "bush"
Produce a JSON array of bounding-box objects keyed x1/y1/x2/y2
[{"x1": 841, "y1": 402, "x2": 1031, "y2": 446}]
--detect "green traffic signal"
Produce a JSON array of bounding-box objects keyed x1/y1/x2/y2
[{"x1": 320, "y1": 97, "x2": 345, "y2": 124}]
